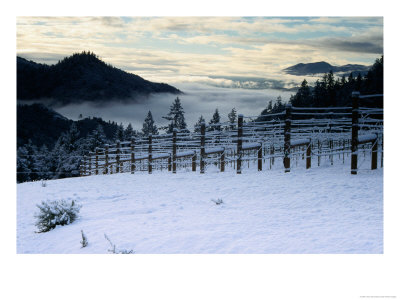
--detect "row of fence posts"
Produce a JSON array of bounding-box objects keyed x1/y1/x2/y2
[{"x1": 80, "y1": 91, "x2": 381, "y2": 176}]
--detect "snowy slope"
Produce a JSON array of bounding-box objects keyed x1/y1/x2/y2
[{"x1": 17, "y1": 159, "x2": 383, "y2": 254}]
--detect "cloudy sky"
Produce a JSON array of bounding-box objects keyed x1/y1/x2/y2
[{"x1": 17, "y1": 16, "x2": 383, "y2": 89}]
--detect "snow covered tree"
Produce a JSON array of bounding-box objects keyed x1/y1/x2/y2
[
  {"x1": 17, "y1": 140, "x2": 40, "y2": 182},
  {"x1": 114, "y1": 123, "x2": 125, "y2": 142},
  {"x1": 17, "y1": 145, "x2": 31, "y2": 182},
  {"x1": 209, "y1": 109, "x2": 221, "y2": 131},
  {"x1": 84, "y1": 124, "x2": 108, "y2": 152},
  {"x1": 227, "y1": 108, "x2": 237, "y2": 130},
  {"x1": 36, "y1": 144, "x2": 52, "y2": 179},
  {"x1": 162, "y1": 97, "x2": 188, "y2": 133},
  {"x1": 267, "y1": 100, "x2": 273, "y2": 112},
  {"x1": 124, "y1": 123, "x2": 135, "y2": 140},
  {"x1": 142, "y1": 111, "x2": 158, "y2": 136},
  {"x1": 194, "y1": 115, "x2": 205, "y2": 133},
  {"x1": 51, "y1": 123, "x2": 84, "y2": 178}
]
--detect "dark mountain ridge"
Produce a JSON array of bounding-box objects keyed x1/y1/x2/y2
[
  {"x1": 283, "y1": 61, "x2": 370, "y2": 76},
  {"x1": 17, "y1": 103, "x2": 121, "y2": 149},
  {"x1": 17, "y1": 52, "x2": 181, "y2": 105}
]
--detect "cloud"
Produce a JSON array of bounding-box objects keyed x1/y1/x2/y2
[
  {"x1": 52, "y1": 84, "x2": 293, "y2": 131},
  {"x1": 16, "y1": 16, "x2": 382, "y2": 88}
]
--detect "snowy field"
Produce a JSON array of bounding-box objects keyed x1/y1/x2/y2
[{"x1": 17, "y1": 159, "x2": 383, "y2": 254}]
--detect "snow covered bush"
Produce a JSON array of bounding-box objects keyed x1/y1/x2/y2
[
  {"x1": 35, "y1": 199, "x2": 81, "y2": 233},
  {"x1": 211, "y1": 198, "x2": 224, "y2": 205}
]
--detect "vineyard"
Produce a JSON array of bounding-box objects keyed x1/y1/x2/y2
[{"x1": 80, "y1": 92, "x2": 383, "y2": 176}]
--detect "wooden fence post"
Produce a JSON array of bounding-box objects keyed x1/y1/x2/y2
[
  {"x1": 172, "y1": 129, "x2": 177, "y2": 174},
  {"x1": 351, "y1": 91, "x2": 360, "y2": 175},
  {"x1": 95, "y1": 148, "x2": 99, "y2": 175},
  {"x1": 192, "y1": 152, "x2": 197, "y2": 172},
  {"x1": 104, "y1": 144, "x2": 109, "y2": 174},
  {"x1": 130, "y1": 139, "x2": 135, "y2": 174},
  {"x1": 88, "y1": 154, "x2": 92, "y2": 175},
  {"x1": 317, "y1": 139, "x2": 321, "y2": 166},
  {"x1": 258, "y1": 144, "x2": 262, "y2": 171},
  {"x1": 220, "y1": 149, "x2": 225, "y2": 172},
  {"x1": 371, "y1": 137, "x2": 378, "y2": 170},
  {"x1": 168, "y1": 155, "x2": 172, "y2": 172},
  {"x1": 381, "y1": 134, "x2": 384, "y2": 168},
  {"x1": 306, "y1": 141, "x2": 311, "y2": 169},
  {"x1": 270, "y1": 145, "x2": 274, "y2": 168},
  {"x1": 329, "y1": 124, "x2": 333, "y2": 165},
  {"x1": 342, "y1": 139, "x2": 345, "y2": 164},
  {"x1": 237, "y1": 114, "x2": 243, "y2": 174},
  {"x1": 116, "y1": 141, "x2": 121, "y2": 173},
  {"x1": 284, "y1": 104, "x2": 292, "y2": 173},
  {"x1": 200, "y1": 122, "x2": 205, "y2": 174},
  {"x1": 148, "y1": 134, "x2": 152, "y2": 174},
  {"x1": 82, "y1": 156, "x2": 86, "y2": 176}
]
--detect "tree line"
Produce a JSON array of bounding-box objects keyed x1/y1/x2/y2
[
  {"x1": 258, "y1": 56, "x2": 383, "y2": 121},
  {"x1": 17, "y1": 96, "x2": 237, "y2": 182}
]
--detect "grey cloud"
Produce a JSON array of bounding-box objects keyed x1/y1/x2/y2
[
  {"x1": 98, "y1": 17, "x2": 125, "y2": 28},
  {"x1": 53, "y1": 84, "x2": 293, "y2": 131},
  {"x1": 321, "y1": 39, "x2": 383, "y2": 54},
  {"x1": 17, "y1": 52, "x2": 66, "y2": 65},
  {"x1": 272, "y1": 33, "x2": 383, "y2": 55}
]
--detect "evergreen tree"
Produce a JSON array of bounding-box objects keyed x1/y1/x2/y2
[
  {"x1": 227, "y1": 108, "x2": 237, "y2": 130},
  {"x1": 209, "y1": 109, "x2": 221, "y2": 131},
  {"x1": 276, "y1": 95, "x2": 283, "y2": 109},
  {"x1": 142, "y1": 111, "x2": 158, "y2": 136},
  {"x1": 124, "y1": 123, "x2": 135, "y2": 140},
  {"x1": 36, "y1": 144, "x2": 51, "y2": 179},
  {"x1": 313, "y1": 79, "x2": 327, "y2": 107},
  {"x1": 290, "y1": 80, "x2": 312, "y2": 107},
  {"x1": 51, "y1": 123, "x2": 83, "y2": 178},
  {"x1": 194, "y1": 115, "x2": 205, "y2": 133},
  {"x1": 114, "y1": 123, "x2": 125, "y2": 142},
  {"x1": 17, "y1": 145, "x2": 31, "y2": 182},
  {"x1": 267, "y1": 100, "x2": 273, "y2": 112},
  {"x1": 162, "y1": 97, "x2": 188, "y2": 133},
  {"x1": 364, "y1": 56, "x2": 383, "y2": 94},
  {"x1": 61, "y1": 123, "x2": 81, "y2": 153},
  {"x1": 86, "y1": 124, "x2": 107, "y2": 152}
]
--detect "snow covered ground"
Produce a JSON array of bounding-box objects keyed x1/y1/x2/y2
[{"x1": 17, "y1": 158, "x2": 383, "y2": 254}]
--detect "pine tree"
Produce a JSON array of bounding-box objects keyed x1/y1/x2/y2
[
  {"x1": 86, "y1": 124, "x2": 107, "y2": 151},
  {"x1": 142, "y1": 111, "x2": 158, "y2": 136},
  {"x1": 124, "y1": 123, "x2": 135, "y2": 140},
  {"x1": 194, "y1": 115, "x2": 205, "y2": 133},
  {"x1": 227, "y1": 108, "x2": 237, "y2": 130},
  {"x1": 162, "y1": 97, "x2": 188, "y2": 133},
  {"x1": 114, "y1": 123, "x2": 125, "y2": 142},
  {"x1": 290, "y1": 80, "x2": 312, "y2": 107},
  {"x1": 51, "y1": 123, "x2": 84, "y2": 179},
  {"x1": 17, "y1": 145, "x2": 31, "y2": 182},
  {"x1": 36, "y1": 144, "x2": 51, "y2": 179},
  {"x1": 209, "y1": 109, "x2": 221, "y2": 131},
  {"x1": 267, "y1": 100, "x2": 273, "y2": 112}
]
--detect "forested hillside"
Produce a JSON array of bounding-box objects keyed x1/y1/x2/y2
[{"x1": 17, "y1": 51, "x2": 181, "y2": 105}]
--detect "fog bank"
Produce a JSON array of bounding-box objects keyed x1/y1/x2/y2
[{"x1": 53, "y1": 83, "x2": 293, "y2": 132}]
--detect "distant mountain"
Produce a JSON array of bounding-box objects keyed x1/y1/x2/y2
[
  {"x1": 283, "y1": 61, "x2": 370, "y2": 76},
  {"x1": 17, "y1": 103, "x2": 120, "y2": 149},
  {"x1": 17, "y1": 52, "x2": 181, "y2": 105}
]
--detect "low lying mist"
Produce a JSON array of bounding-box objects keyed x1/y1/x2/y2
[{"x1": 28, "y1": 83, "x2": 294, "y2": 132}]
